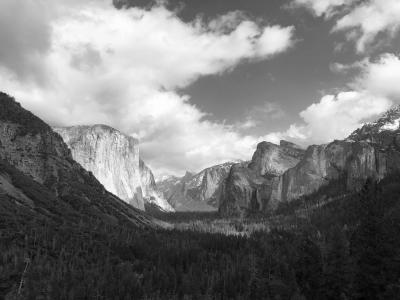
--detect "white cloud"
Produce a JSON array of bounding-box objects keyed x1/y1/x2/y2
[
  {"x1": 334, "y1": 0, "x2": 400, "y2": 52},
  {"x1": 355, "y1": 53, "x2": 400, "y2": 100},
  {"x1": 268, "y1": 91, "x2": 391, "y2": 145},
  {"x1": 275, "y1": 52, "x2": 400, "y2": 145},
  {"x1": 294, "y1": 0, "x2": 400, "y2": 53},
  {"x1": 0, "y1": 0, "x2": 294, "y2": 176},
  {"x1": 287, "y1": 0, "x2": 400, "y2": 145},
  {"x1": 292, "y1": 91, "x2": 392, "y2": 143},
  {"x1": 255, "y1": 26, "x2": 295, "y2": 57}
]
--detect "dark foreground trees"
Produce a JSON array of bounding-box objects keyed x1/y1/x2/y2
[{"x1": 2, "y1": 175, "x2": 400, "y2": 299}]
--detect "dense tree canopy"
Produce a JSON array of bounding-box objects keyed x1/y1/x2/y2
[{"x1": 2, "y1": 174, "x2": 400, "y2": 299}]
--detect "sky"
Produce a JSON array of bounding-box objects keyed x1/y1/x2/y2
[{"x1": 1, "y1": 0, "x2": 400, "y2": 177}]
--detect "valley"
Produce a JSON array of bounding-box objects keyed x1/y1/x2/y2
[
  {"x1": 1, "y1": 92, "x2": 400, "y2": 300},
  {"x1": 2, "y1": 0, "x2": 400, "y2": 298}
]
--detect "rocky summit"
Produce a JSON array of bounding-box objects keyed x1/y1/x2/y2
[
  {"x1": 219, "y1": 141, "x2": 306, "y2": 216},
  {"x1": 54, "y1": 125, "x2": 173, "y2": 212},
  {"x1": 157, "y1": 162, "x2": 235, "y2": 211},
  {"x1": 219, "y1": 106, "x2": 400, "y2": 217},
  {"x1": 0, "y1": 92, "x2": 154, "y2": 227}
]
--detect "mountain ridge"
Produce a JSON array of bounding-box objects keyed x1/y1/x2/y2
[
  {"x1": 0, "y1": 91, "x2": 154, "y2": 227},
  {"x1": 219, "y1": 140, "x2": 306, "y2": 216},
  {"x1": 219, "y1": 106, "x2": 400, "y2": 216}
]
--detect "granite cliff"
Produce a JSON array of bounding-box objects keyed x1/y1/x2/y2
[
  {"x1": 54, "y1": 125, "x2": 173, "y2": 212},
  {"x1": 219, "y1": 141, "x2": 305, "y2": 216},
  {"x1": 272, "y1": 107, "x2": 400, "y2": 205},
  {"x1": 0, "y1": 92, "x2": 153, "y2": 227},
  {"x1": 219, "y1": 106, "x2": 400, "y2": 216}
]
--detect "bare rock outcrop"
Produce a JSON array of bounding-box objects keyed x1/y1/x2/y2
[
  {"x1": 54, "y1": 125, "x2": 173, "y2": 211},
  {"x1": 219, "y1": 141, "x2": 305, "y2": 216},
  {"x1": 219, "y1": 106, "x2": 400, "y2": 217},
  {"x1": 271, "y1": 141, "x2": 380, "y2": 204}
]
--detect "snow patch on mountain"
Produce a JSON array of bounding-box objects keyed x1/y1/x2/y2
[{"x1": 379, "y1": 117, "x2": 400, "y2": 132}]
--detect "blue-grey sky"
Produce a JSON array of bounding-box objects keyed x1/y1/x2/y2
[{"x1": 1, "y1": 0, "x2": 400, "y2": 176}]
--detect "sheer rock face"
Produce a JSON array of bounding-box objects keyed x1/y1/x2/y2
[
  {"x1": 249, "y1": 141, "x2": 305, "y2": 177},
  {"x1": 219, "y1": 141, "x2": 305, "y2": 216},
  {"x1": 220, "y1": 106, "x2": 400, "y2": 217},
  {"x1": 271, "y1": 141, "x2": 380, "y2": 204},
  {"x1": 273, "y1": 107, "x2": 400, "y2": 205},
  {"x1": 0, "y1": 92, "x2": 153, "y2": 227},
  {"x1": 54, "y1": 125, "x2": 173, "y2": 212},
  {"x1": 157, "y1": 162, "x2": 235, "y2": 211}
]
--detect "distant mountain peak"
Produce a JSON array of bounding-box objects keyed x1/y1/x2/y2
[
  {"x1": 184, "y1": 171, "x2": 195, "y2": 178},
  {"x1": 348, "y1": 104, "x2": 400, "y2": 142},
  {"x1": 157, "y1": 161, "x2": 237, "y2": 212},
  {"x1": 368, "y1": 104, "x2": 400, "y2": 130}
]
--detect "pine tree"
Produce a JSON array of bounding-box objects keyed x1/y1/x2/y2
[
  {"x1": 352, "y1": 179, "x2": 386, "y2": 300},
  {"x1": 322, "y1": 225, "x2": 353, "y2": 300},
  {"x1": 294, "y1": 235, "x2": 324, "y2": 300}
]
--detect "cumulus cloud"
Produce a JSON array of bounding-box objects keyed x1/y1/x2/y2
[
  {"x1": 265, "y1": 91, "x2": 391, "y2": 146},
  {"x1": 331, "y1": 52, "x2": 400, "y2": 97},
  {"x1": 289, "y1": 91, "x2": 392, "y2": 144},
  {"x1": 334, "y1": 0, "x2": 400, "y2": 52},
  {"x1": 0, "y1": 0, "x2": 294, "y2": 175},
  {"x1": 354, "y1": 53, "x2": 400, "y2": 101}
]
